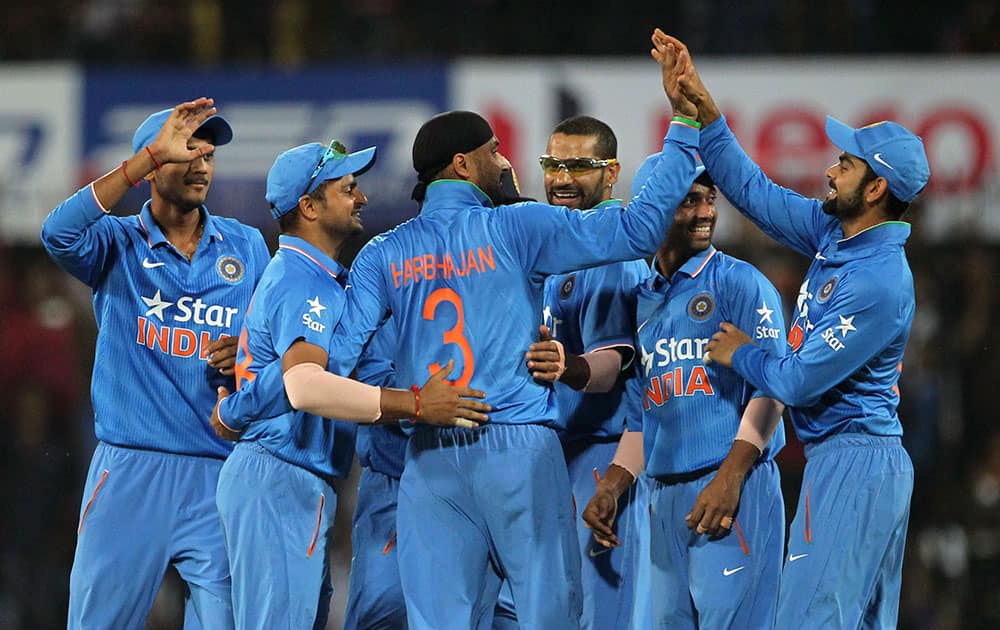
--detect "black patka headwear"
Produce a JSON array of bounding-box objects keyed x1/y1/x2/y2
[{"x1": 411, "y1": 110, "x2": 494, "y2": 201}]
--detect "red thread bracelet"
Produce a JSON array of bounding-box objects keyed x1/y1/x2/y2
[
  {"x1": 410, "y1": 385, "x2": 422, "y2": 421},
  {"x1": 145, "y1": 146, "x2": 163, "y2": 170},
  {"x1": 120, "y1": 161, "x2": 139, "y2": 187}
]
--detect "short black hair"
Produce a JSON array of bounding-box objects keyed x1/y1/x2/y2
[
  {"x1": 278, "y1": 180, "x2": 332, "y2": 233},
  {"x1": 551, "y1": 116, "x2": 617, "y2": 159},
  {"x1": 862, "y1": 164, "x2": 909, "y2": 219}
]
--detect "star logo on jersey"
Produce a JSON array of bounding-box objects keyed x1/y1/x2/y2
[
  {"x1": 756, "y1": 300, "x2": 775, "y2": 324},
  {"x1": 307, "y1": 296, "x2": 326, "y2": 317},
  {"x1": 141, "y1": 290, "x2": 174, "y2": 321},
  {"x1": 835, "y1": 314, "x2": 856, "y2": 338},
  {"x1": 640, "y1": 344, "x2": 654, "y2": 377}
]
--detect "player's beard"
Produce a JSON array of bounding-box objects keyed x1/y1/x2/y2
[
  {"x1": 482, "y1": 168, "x2": 513, "y2": 205},
  {"x1": 546, "y1": 172, "x2": 605, "y2": 211},
  {"x1": 822, "y1": 180, "x2": 865, "y2": 221}
]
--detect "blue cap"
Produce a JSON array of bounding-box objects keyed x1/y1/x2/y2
[
  {"x1": 131, "y1": 108, "x2": 234, "y2": 154},
  {"x1": 825, "y1": 116, "x2": 930, "y2": 203},
  {"x1": 266, "y1": 142, "x2": 377, "y2": 218},
  {"x1": 631, "y1": 154, "x2": 706, "y2": 198}
]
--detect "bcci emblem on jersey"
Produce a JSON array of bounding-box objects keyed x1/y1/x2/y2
[
  {"x1": 687, "y1": 292, "x2": 715, "y2": 321},
  {"x1": 559, "y1": 274, "x2": 576, "y2": 300},
  {"x1": 216, "y1": 255, "x2": 245, "y2": 283},
  {"x1": 817, "y1": 276, "x2": 838, "y2": 303}
]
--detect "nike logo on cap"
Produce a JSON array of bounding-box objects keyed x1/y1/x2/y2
[
  {"x1": 142, "y1": 257, "x2": 166, "y2": 269},
  {"x1": 872, "y1": 153, "x2": 895, "y2": 171},
  {"x1": 788, "y1": 553, "x2": 809, "y2": 562},
  {"x1": 722, "y1": 566, "x2": 745, "y2": 576}
]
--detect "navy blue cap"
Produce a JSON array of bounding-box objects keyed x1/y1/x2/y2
[
  {"x1": 266, "y1": 142, "x2": 377, "y2": 218},
  {"x1": 131, "y1": 108, "x2": 233, "y2": 154},
  {"x1": 825, "y1": 116, "x2": 930, "y2": 203}
]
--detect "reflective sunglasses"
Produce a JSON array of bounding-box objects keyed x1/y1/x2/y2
[
  {"x1": 538, "y1": 155, "x2": 618, "y2": 175},
  {"x1": 302, "y1": 140, "x2": 349, "y2": 196}
]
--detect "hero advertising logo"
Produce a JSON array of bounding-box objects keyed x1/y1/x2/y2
[
  {"x1": 639, "y1": 335, "x2": 714, "y2": 411},
  {"x1": 135, "y1": 289, "x2": 240, "y2": 360}
]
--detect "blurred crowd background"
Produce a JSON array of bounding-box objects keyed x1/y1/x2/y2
[{"x1": 2, "y1": 2, "x2": 999, "y2": 629}]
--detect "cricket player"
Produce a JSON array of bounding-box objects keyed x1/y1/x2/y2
[
  {"x1": 40, "y1": 98, "x2": 270, "y2": 629},
  {"x1": 213, "y1": 141, "x2": 489, "y2": 629},
  {"x1": 522, "y1": 115, "x2": 648, "y2": 630},
  {"x1": 321, "y1": 32, "x2": 701, "y2": 630},
  {"x1": 666, "y1": 32, "x2": 929, "y2": 628},
  {"x1": 583, "y1": 157, "x2": 787, "y2": 629}
]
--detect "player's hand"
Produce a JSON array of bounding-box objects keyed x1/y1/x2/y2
[
  {"x1": 650, "y1": 29, "x2": 697, "y2": 120},
  {"x1": 146, "y1": 98, "x2": 219, "y2": 165},
  {"x1": 703, "y1": 322, "x2": 753, "y2": 368},
  {"x1": 685, "y1": 470, "x2": 743, "y2": 537},
  {"x1": 419, "y1": 359, "x2": 490, "y2": 428},
  {"x1": 526, "y1": 325, "x2": 566, "y2": 382},
  {"x1": 582, "y1": 488, "x2": 621, "y2": 548},
  {"x1": 652, "y1": 33, "x2": 722, "y2": 126},
  {"x1": 206, "y1": 335, "x2": 238, "y2": 375},
  {"x1": 210, "y1": 386, "x2": 242, "y2": 441}
]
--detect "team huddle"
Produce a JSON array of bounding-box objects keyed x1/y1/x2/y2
[{"x1": 42, "y1": 31, "x2": 930, "y2": 630}]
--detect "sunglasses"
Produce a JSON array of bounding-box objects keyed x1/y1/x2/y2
[
  {"x1": 302, "y1": 140, "x2": 349, "y2": 197},
  {"x1": 538, "y1": 155, "x2": 618, "y2": 175}
]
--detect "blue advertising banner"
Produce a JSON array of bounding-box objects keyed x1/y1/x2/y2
[{"x1": 82, "y1": 65, "x2": 449, "y2": 243}]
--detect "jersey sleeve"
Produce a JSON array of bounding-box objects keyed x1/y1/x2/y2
[
  {"x1": 270, "y1": 279, "x2": 346, "y2": 358},
  {"x1": 699, "y1": 116, "x2": 835, "y2": 258},
  {"x1": 246, "y1": 228, "x2": 272, "y2": 284},
  {"x1": 623, "y1": 359, "x2": 644, "y2": 433},
  {"x1": 40, "y1": 184, "x2": 120, "y2": 288},
  {"x1": 329, "y1": 238, "x2": 392, "y2": 377},
  {"x1": 719, "y1": 262, "x2": 788, "y2": 400},
  {"x1": 732, "y1": 269, "x2": 908, "y2": 408},
  {"x1": 355, "y1": 318, "x2": 398, "y2": 388},
  {"x1": 576, "y1": 262, "x2": 643, "y2": 367},
  {"x1": 500, "y1": 122, "x2": 700, "y2": 276},
  {"x1": 218, "y1": 357, "x2": 291, "y2": 431}
]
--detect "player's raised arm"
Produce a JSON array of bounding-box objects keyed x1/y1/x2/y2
[{"x1": 660, "y1": 34, "x2": 832, "y2": 257}]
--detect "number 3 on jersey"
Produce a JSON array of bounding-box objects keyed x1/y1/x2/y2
[{"x1": 422, "y1": 288, "x2": 475, "y2": 387}]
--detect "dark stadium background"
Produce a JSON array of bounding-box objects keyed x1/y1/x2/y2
[{"x1": 2, "y1": 2, "x2": 998, "y2": 628}]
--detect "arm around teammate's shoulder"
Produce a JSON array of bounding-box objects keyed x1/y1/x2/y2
[{"x1": 731, "y1": 270, "x2": 907, "y2": 408}]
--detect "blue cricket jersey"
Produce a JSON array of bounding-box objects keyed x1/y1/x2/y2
[
  {"x1": 700, "y1": 117, "x2": 915, "y2": 443},
  {"x1": 219, "y1": 306, "x2": 409, "y2": 479},
  {"x1": 631, "y1": 247, "x2": 787, "y2": 476},
  {"x1": 40, "y1": 185, "x2": 270, "y2": 458},
  {"x1": 330, "y1": 122, "x2": 701, "y2": 426},
  {"x1": 541, "y1": 201, "x2": 647, "y2": 440},
  {"x1": 235, "y1": 235, "x2": 356, "y2": 481},
  {"x1": 354, "y1": 317, "x2": 408, "y2": 479}
]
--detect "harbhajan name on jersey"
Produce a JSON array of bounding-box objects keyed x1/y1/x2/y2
[{"x1": 391, "y1": 245, "x2": 497, "y2": 288}]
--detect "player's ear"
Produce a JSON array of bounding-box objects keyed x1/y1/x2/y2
[
  {"x1": 865, "y1": 176, "x2": 890, "y2": 207},
  {"x1": 452, "y1": 153, "x2": 472, "y2": 179},
  {"x1": 297, "y1": 194, "x2": 319, "y2": 221},
  {"x1": 606, "y1": 160, "x2": 621, "y2": 187}
]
